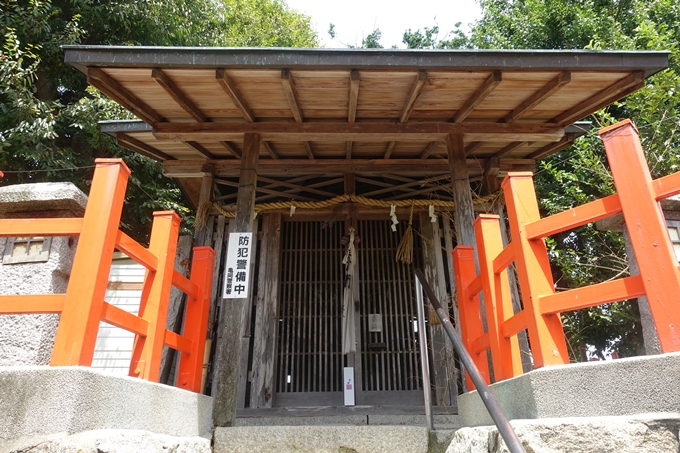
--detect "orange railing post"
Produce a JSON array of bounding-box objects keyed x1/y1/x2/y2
[
  {"x1": 453, "y1": 245, "x2": 490, "y2": 388},
  {"x1": 129, "y1": 211, "x2": 181, "y2": 381},
  {"x1": 600, "y1": 120, "x2": 680, "y2": 352},
  {"x1": 502, "y1": 172, "x2": 569, "y2": 368},
  {"x1": 177, "y1": 246, "x2": 215, "y2": 392},
  {"x1": 50, "y1": 159, "x2": 130, "y2": 366},
  {"x1": 474, "y1": 215, "x2": 523, "y2": 380}
]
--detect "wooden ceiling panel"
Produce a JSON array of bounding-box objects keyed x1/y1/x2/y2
[{"x1": 76, "y1": 47, "x2": 666, "y2": 169}]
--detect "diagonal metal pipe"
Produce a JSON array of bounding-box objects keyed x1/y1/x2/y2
[{"x1": 415, "y1": 268, "x2": 526, "y2": 453}]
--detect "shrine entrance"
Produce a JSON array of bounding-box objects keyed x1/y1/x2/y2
[{"x1": 274, "y1": 218, "x2": 428, "y2": 407}]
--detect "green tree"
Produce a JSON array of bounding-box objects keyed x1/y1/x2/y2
[
  {"x1": 1, "y1": 0, "x2": 318, "y2": 241},
  {"x1": 469, "y1": 0, "x2": 680, "y2": 359}
]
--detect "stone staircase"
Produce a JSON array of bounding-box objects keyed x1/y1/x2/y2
[{"x1": 212, "y1": 408, "x2": 461, "y2": 453}]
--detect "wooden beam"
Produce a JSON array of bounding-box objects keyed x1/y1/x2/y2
[
  {"x1": 263, "y1": 142, "x2": 279, "y2": 159},
  {"x1": 117, "y1": 133, "x2": 173, "y2": 161},
  {"x1": 258, "y1": 175, "x2": 336, "y2": 197},
  {"x1": 214, "y1": 178, "x2": 314, "y2": 201},
  {"x1": 153, "y1": 121, "x2": 564, "y2": 142},
  {"x1": 491, "y1": 141, "x2": 524, "y2": 159},
  {"x1": 219, "y1": 141, "x2": 241, "y2": 158},
  {"x1": 216, "y1": 69, "x2": 255, "y2": 122},
  {"x1": 346, "y1": 141, "x2": 353, "y2": 159},
  {"x1": 348, "y1": 70, "x2": 360, "y2": 123},
  {"x1": 447, "y1": 133, "x2": 477, "y2": 248},
  {"x1": 344, "y1": 173, "x2": 356, "y2": 194},
  {"x1": 484, "y1": 156, "x2": 501, "y2": 193},
  {"x1": 214, "y1": 176, "x2": 342, "y2": 203},
  {"x1": 465, "y1": 141, "x2": 484, "y2": 156},
  {"x1": 420, "y1": 141, "x2": 444, "y2": 159},
  {"x1": 552, "y1": 71, "x2": 645, "y2": 125},
  {"x1": 388, "y1": 184, "x2": 454, "y2": 200},
  {"x1": 527, "y1": 134, "x2": 575, "y2": 160},
  {"x1": 213, "y1": 132, "x2": 259, "y2": 427},
  {"x1": 362, "y1": 174, "x2": 449, "y2": 197},
  {"x1": 383, "y1": 141, "x2": 397, "y2": 159},
  {"x1": 400, "y1": 70, "x2": 428, "y2": 123},
  {"x1": 88, "y1": 68, "x2": 163, "y2": 126},
  {"x1": 152, "y1": 68, "x2": 207, "y2": 123},
  {"x1": 503, "y1": 71, "x2": 571, "y2": 123},
  {"x1": 184, "y1": 141, "x2": 215, "y2": 159},
  {"x1": 164, "y1": 158, "x2": 489, "y2": 177},
  {"x1": 451, "y1": 70, "x2": 502, "y2": 123},
  {"x1": 303, "y1": 141, "x2": 315, "y2": 160},
  {"x1": 281, "y1": 69, "x2": 303, "y2": 123}
]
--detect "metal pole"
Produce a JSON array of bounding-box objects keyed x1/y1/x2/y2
[
  {"x1": 415, "y1": 268, "x2": 526, "y2": 453},
  {"x1": 415, "y1": 276, "x2": 434, "y2": 431}
]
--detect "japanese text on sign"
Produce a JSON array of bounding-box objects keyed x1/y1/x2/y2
[{"x1": 223, "y1": 232, "x2": 252, "y2": 299}]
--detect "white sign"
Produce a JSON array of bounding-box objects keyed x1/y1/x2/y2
[
  {"x1": 223, "y1": 232, "x2": 253, "y2": 299},
  {"x1": 344, "y1": 367, "x2": 355, "y2": 406}
]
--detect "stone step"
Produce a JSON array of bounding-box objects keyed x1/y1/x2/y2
[
  {"x1": 234, "y1": 413, "x2": 460, "y2": 428},
  {"x1": 214, "y1": 426, "x2": 431, "y2": 453}
]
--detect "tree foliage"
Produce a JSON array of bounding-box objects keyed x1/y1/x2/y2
[
  {"x1": 469, "y1": 0, "x2": 680, "y2": 359},
  {"x1": 1, "y1": 0, "x2": 317, "y2": 241}
]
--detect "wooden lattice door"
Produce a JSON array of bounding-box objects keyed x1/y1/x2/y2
[{"x1": 274, "y1": 218, "x2": 430, "y2": 407}]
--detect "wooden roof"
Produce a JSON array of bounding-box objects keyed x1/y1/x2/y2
[{"x1": 64, "y1": 46, "x2": 668, "y2": 205}]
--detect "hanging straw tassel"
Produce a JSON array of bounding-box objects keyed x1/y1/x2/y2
[
  {"x1": 195, "y1": 200, "x2": 213, "y2": 231},
  {"x1": 396, "y1": 201, "x2": 415, "y2": 264}
]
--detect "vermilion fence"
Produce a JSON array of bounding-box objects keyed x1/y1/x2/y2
[
  {"x1": 453, "y1": 120, "x2": 680, "y2": 389},
  {"x1": 0, "y1": 159, "x2": 214, "y2": 393}
]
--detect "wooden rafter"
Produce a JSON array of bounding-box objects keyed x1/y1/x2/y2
[
  {"x1": 153, "y1": 121, "x2": 564, "y2": 142},
  {"x1": 281, "y1": 69, "x2": 303, "y2": 123},
  {"x1": 263, "y1": 142, "x2": 279, "y2": 159},
  {"x1": 184, "y1": 141, "x2": 215, "y2": 159},
  {"x1": 152, "y1": 69, "x2": 207, "y2": 122},
  {"x1": 219, "y1": 141, "x2": 241, "y2": 158},
  {"x1": 451, "y1": 70, "x2": 502, "y2": 123},
  {"x1": 383, "y1": 142, "x2": 397, "y2": 159},
  {"x1": 215, "y1": 69, "x2": 255, "y2": 122},
  {"x1": 552, "y1": 71, "x2": 645, "y2": 125},
  {"x1": 88, "y1": 68, "x2": 163, "y2": 125},
  {"x1": 420, "y1": 141, "x2": 444, "y2": 159},
  {"x1": 527, "y1": 134, "x2": 576, "y2": 160},
  {"x1": 464, "y1": 141, "x2": 484, "y2": 156},
  {"x1": 117, "y1": 133, "x2": 173, "y2": 161},
  {"x1": 384, "y1": 70, "x2": 429, "y2": 159},
  {"x1": 281, "y1": 70, "x2": 314, "y2": 159},
  {"x1": 503, "y1": 71, "x2": 571, "y2": 123},
  {"x1": 492, "y1": 141, "x2": 524, "y2": 158},
  {"x1": 401, "y1": 70, "x2": 428, "y2": 123},
  {"x1": 348, "y1": 70, "x2": 360, "y2": 123}
]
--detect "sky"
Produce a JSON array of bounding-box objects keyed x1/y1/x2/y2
[{"x1": 285, "y1": 0, "x2": 482, "y2": 49}]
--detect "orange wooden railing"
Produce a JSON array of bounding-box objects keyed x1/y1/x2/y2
[
  {"x1": 0, "y1": 159, "x2": 214, "y2": 393},
  {"x1": 453, "y1": 119, "x2": 680, "y2": 390}
]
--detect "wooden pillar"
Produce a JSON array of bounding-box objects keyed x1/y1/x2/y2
[
  {"x1": 213, "y1": 133, "x2": 259, "y2": 427},
  {"x1": 195, "y1": 172, "x2": 215, "y2": 246},
  {"x1": 420, "y1": 211, "x2": 457, "y2": 406},
  {"x1": 447, "y1": 134, "x2": 477, "y2": 252},
  {"x1": 250, "y1": 213, "x2": 282, "y2": 408},
  {"x1": 442, "y1": 217, "x2": 466, "y2": 392}
]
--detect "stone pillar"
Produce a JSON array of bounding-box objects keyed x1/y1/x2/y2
[{"x1": 0, "y1": 183, "x2": 87, "y2": 365}]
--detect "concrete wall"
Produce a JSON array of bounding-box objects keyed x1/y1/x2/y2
[{"x1": 0, "y1": 366, "x2": 213, "y2": 445}]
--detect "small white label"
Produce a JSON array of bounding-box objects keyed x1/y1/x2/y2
[
  {"x1": 344, "y1": 367, "x2": 355, "y2": 406},
  {"x1": 223, "y1": 232, "x2": 252, "y2": 299},
  {"x1": 368, "y1": 314, "x2": 383, "y2": 332}
]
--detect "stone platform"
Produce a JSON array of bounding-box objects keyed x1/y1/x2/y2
[
  {"x1": 458, "y1": 352, "x2": 680, "y2": 427},
  {"x1": 0, "y1": 366, "x2": 212, "y2": 450}
]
